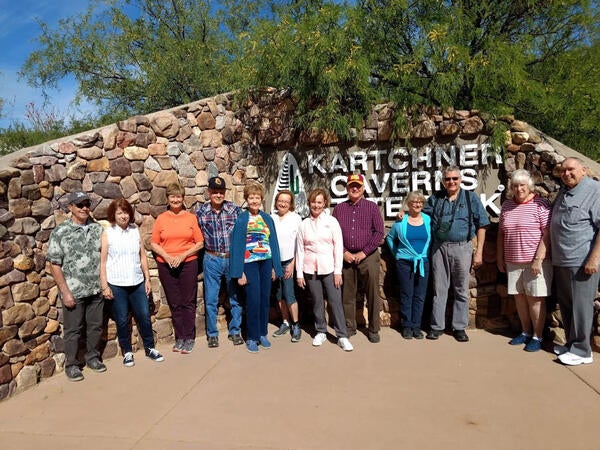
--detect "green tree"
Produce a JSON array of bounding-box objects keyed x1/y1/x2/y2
[{"x1": 21, "y1": 0, "x2": 233, "y2": 117}]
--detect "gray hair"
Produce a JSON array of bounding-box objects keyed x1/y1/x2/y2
[
  {"x1": 403, "y1": 190, "x2": 426, "y2": 209},
  {"x1": 443, "y1": 166, "x2": 461, "y2": 177},
  {"x1": 507, "y1": 169, "x2": 535, "y2": 198}
]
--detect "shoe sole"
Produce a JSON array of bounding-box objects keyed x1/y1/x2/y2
[
  {"x1": 559, "y1": 356, "x2": 593, "y2": 366},
  {"x1": 88, "y1": 365, "x2": 107, "y2": 373},
  {"x1": 246, "y1": 348, "x2": 259, "y2": 354},
  {"x1": 272, "y1": 330, "x2": 290, "y2": 337},
  {"x1": 147, "y1": 356, "x2": 165, "y2": 362},
  {"x1": 291, "y1": 336, "x2": 301, "y2": 343},
  {"x1": 67, "y1": 375, "x2": 84, "y2": 382},
  {"x1": 123, "y1": 362, "x2": 135, "y2": 367}
]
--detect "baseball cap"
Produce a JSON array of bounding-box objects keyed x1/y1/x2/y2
[{"x1": 346, "y1": 174, "x2": 365, "y2": 186}]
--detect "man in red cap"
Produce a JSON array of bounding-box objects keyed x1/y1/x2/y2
[{"x1": 332, "y1": 174, "x2": 385, "y2": 342}]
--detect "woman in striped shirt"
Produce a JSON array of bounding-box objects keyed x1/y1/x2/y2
[
  {"x1": 100, "y1": 198, "x2": 164, "y2": 367},
  {"x1": 497, "y1": 170, "x2": 552, "y2": 352}
]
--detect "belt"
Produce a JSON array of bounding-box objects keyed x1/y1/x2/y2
[{"x1": 206, "y1": 250, "x2": 230, "y2": 258}]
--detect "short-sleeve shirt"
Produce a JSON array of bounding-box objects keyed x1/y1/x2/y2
[
  {"x1": 196, "y1": 201, "x2": 241, "y2": 253},
  {"x1": 424, "y1": 189, "x2": 490, "y2": 242},
  {"x1": 499, "y1": 196, "x2": 551, "y2": 263},
  {"x1": 151, "y1": 210, "x2": 204, "y2": 263},
  {"x1": 551, "y1": 176, "x2": 600, "y2": 267},
  {"x1": 46, "y1": 218, "x2": 102, "y2": 298}
]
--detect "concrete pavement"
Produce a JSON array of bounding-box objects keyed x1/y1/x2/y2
[{"x1": 0, "y1": 327, "x2": 598, "y2": 450}]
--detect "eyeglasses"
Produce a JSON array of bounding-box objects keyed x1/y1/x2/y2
[
  {"x1": 74, "y1": 201, "x2": 91, "y2": 209},
  {"x1": 410, "y1": 200, "x2": 424, "y2": 204},
  {"x1": 444, "y1": 177, "x2": 460, "y2": 182}
]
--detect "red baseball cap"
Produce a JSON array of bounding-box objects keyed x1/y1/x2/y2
[{"x1": 346, "y1": 174, "x2": 365, "y2": 186}]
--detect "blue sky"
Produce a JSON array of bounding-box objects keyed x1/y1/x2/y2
[{"x1": 0, "y1": 0, "x2": 97, "y2": 129}]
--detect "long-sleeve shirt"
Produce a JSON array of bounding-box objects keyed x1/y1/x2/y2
[
  {"x1": 332, "y1": 197, "x2": 384, "y2": 256},
  {"x1": 296, "y1": 213, "x2": 344, "y2": 278}
]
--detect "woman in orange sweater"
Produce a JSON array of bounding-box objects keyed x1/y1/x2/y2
[{"x1": 151, "y1": 182, "x2": 204, "y2": 354}]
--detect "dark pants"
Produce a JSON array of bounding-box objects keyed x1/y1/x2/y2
[
  {"x1": 243, "y1": 259, "x2": 272, "y2": 342},
  {"x1": 341, "y1": 251, "x2": 381, "y2": 334},
  {"x1": 395, "y1": 259, "x2": 429, "y2": 330},
  {"x1": 63, "y1": 294, "x2": 104, "y2": 368},
  {"x1": 157, "y1": 259, "x2": 198, "y2": 341},
  {"x1": 110, "y1": 282, "x2": 155, "y2": 353},
  {"x1": 306, "y1": 272, "x2": 347, "y2": 338},
  {"x1": 554, "y1": 266, "x2": 598, "y2": 357}
]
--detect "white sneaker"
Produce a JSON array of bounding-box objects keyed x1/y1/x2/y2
[
  {"x1": 312, "y1": 333, "x2": 327, "y2": 346},
  {"x1": 337, "y1": 337, "x2": 354, "y2": 352},
  {"x1": 123, "y1": 352, "x2": 135, "y2": 367},
  {"x1": 558, "y1": 351, "x2": 593, "y2": 366},
  {"x1": 553, "y1": 344, "x2": 568, "y2": 356}
]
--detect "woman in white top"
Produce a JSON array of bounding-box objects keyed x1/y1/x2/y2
[
  {"x1": 296, "y1": 189, "x2": 353, "y2": 351},
  {"x1": 100, "y1": 199, "x2": 164, "y2": 367},
  {"x1": 271, "y1": 190, "x2": 303, "y2": 342}
]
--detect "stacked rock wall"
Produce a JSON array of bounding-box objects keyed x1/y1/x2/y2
[{"x1": 0, "y1": 89, "x2": 598, "y2": 401}]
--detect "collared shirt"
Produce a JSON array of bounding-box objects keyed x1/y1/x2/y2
[
  {"x1": 551, "y1": 176, "x2": 600, "y2": 267},
  {"x1": 46, "y1": 218, "x2": 102, "y2": 298},
  {"x1": 196, "y1": 200, "x2": 241, "y2": 253},
  {"x1": 271, "y1": 211, "x2": 302, "y2": 261},
  {"x1": 332, "y1": 197, "x2": 384, "y2": 256},
  {"x1": 105, "y1": 224, "x2": 145, "y2": 286},
  {"x1": 296, "y1": 213, "x2": 344, "y2": 277},
  {"x1": 424, "y1": 188, "x2": 490, "y2": 242}
]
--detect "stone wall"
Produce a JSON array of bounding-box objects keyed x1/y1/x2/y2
[{"x1": 0, "y1": 88, "x2": 598, "y2": 400}]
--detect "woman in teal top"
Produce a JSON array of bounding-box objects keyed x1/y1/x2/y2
[{"x1": 386, "y1": 191, "x2": 432, "y2": 339}]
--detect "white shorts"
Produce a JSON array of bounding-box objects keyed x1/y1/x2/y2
[{"x1": 506, "y1": 261, "x2": 553, "y2": 297}]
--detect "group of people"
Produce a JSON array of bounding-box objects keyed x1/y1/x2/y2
[{"x1": 46, "y1": 157, "x2": 600, "y2": 382}]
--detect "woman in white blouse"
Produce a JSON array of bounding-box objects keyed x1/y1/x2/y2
[
  {"x1": 271, "y1": 190, "x2": 303, "y2": 342},
  {"x1": 100, "y1": 199, "x2": 164, "y2": 367},
  {"x1": 296, "y1": 189, "x2": 353, "y2": 351}
]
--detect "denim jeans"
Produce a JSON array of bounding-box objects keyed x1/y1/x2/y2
[
  {"x1": 110, "y1": 282, "x2": 155, "y2": 353},
  {"x1": 203, "y1": 253, "x2": 242, "y2": 337},
  {"x1": 243, "y1": 259, "x2": 272, "y2": 341},
  {"x1": 275, "y1": 259, "x2": 297, "y2": 305},
  {"x1": 395, "y1": 258, "x2": 429, "y2": 330}
]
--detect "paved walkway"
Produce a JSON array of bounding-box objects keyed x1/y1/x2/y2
[{"x1": 0, "y1": 327, "x2": 598, "y2": 450}]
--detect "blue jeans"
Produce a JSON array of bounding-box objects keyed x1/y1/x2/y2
[
  {"x1": 395, "y1": 259, "x2": 429, "y2": 330},
  {"x1": 275, "y1": 259, "x2": 297, "y2": 305},
  {"x1": 203, "y1": 253, "x2": 242, "y2": 337},
  {"x1": 243, "y1": 259, "x2": 273, "y2": 341},
  {"x1": 110, "y1": 282, "x2": 155, "y2": 353}
]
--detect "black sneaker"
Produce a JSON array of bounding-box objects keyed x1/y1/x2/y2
[
  {"x1": 145, "y1": 348, "x2": 165, "y2": 362},
  {"x1": 87, "y1": 358, "x2": 107, "y2": 373},
  {"x1": 368, "y1": 331, "x2": 381, "y2": 343},
  {"x1": 426, "y1": 329, "x2": 443, "y2": 340},
  {"x1": 65, "y1": 366, "x2": 84, "y2": 382},
  {"x1": 123, "y1": 352, "x2": 135, "y2": 367},
  {"x1": 413, "y1": 328, "x2": 424, "y2": 340},
  {"x1": 453, "y1": 329, "x2": 469, "y2": 342},
  {"x1": 207, "y1": 336, "x2": 219, "y2": 348},
  {"x1": 228, "y1": 334, "x2": 244, "y2": 345},
  {"x1": 401, "y1": 327, "x2": 413, "y2": 340}
]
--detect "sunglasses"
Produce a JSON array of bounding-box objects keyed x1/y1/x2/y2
[
  {"x1": 74, "y1": 201, "x2": 91, "y2": 208},
  {"x1": 444, "y1": 177, "x2": 460, "y2": 182}
]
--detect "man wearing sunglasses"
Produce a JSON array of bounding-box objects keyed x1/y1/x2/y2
[
  {"x1": 424, "y1": 166, "x2": 489, "y2": 342},
  {"x1": 46, "y1": 191, "x2": 105, "y2": 381}
]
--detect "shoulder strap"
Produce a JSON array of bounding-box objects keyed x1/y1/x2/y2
[{"x1": 465, "y1": 190, "x2": 472, "y2": 239}]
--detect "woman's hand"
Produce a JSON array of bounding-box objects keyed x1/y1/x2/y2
[
  {"x1": 333, "y1": 274, "x2": 342, "y2": 289},
  {"x1": 531, "y1": 259, "x2": 542, "y2": 276},
  {"x1": 238, "y1": 273, "x2": 247, "y2": 286},
  {"x1": 145, "y1": 280, "x2": 152, "y2": 296},
  {"x1": 102, "y1": 286, "x2": 114, "y2": 300},
  {"x1": 297, "y1": 278, "x2": 305, "y2": 289},
  {"x1": 284, "y1": 263, "x2": 294, "y2": 280}
]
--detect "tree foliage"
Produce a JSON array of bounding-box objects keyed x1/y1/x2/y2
[{"x1": 19, "y1": 0, "x2": 600, "y2": 158}]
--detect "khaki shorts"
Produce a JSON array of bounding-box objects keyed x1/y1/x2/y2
[{"x1": 506, "y1": 261, "x2": 553, "y2": 297}]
